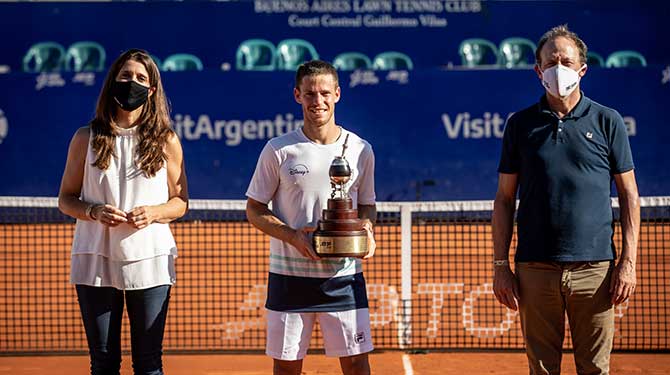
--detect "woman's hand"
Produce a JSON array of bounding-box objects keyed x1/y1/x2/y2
[
  {"x1": 126, "y1": 205, "x2": 158, "y2": 229},
  {"x1": 91, "y1": 204, "x2": 127, "y2": 227}
]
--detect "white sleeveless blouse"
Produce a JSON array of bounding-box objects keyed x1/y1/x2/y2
[{"x1": 70, "y1": 125, "x2": 177, "y2": 290}]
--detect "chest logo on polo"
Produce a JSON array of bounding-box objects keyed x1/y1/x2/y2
[
  {"x1": 288, "y1": 164, "x2": 309, "y2": 176},
  {"x1": 585, "y1": 132, "x2": 593, "y2": 139}
]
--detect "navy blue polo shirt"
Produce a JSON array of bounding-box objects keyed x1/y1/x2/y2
[{"x1": 498, "y1": 93, "x2": 634, "y2": 262}]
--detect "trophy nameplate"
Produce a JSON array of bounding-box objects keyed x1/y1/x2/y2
[{"x1": 313, "y1": 134, "x2": 369, "y2": 258}]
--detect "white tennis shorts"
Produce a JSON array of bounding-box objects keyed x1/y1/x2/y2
[{"x1": 265, "y1": 308, "x2": 374, "y2": 360}]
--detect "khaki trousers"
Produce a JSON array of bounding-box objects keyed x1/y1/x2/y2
[{"x1": 516, "y1": 261, "x2": 614, "y2": 375}]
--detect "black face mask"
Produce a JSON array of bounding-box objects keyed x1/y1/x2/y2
[{"x1": 111, "y1": 80, "x2": 150, "y2": 111}]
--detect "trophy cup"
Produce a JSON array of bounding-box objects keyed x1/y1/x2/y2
[{"x1": 313, "y1": 134, "x2": 369, "y2": 258}]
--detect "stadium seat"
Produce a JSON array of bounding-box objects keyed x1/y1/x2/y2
[
  {"x1": 606, "y1": 50, "x2": 647, "y2": 68},
  {"x1": 333, "y1": 52, "x2": 372, "y2": 70},
  {"x1": 498, "y1": 37, "x2": 537, "y2": 68},
  {"x1": 459, "y1": 38, "x2": 498, "y2": 67},
  {"x1": 64, "y1": 41, "x2": 106, "y2": 72},
  {"x1": 276, "y1": 39, "x2": 319, "y2": 70},
  {"x1": 586, "y1": 51, "x2": 605, "y2": 67},
  {"x1": 372, "y1": 51, "x2": 414, "y2": 70},
  {"x1": 236, "y1": 39, "x2": 276, "y2": 71},
  {"x1": 22, "y1": 41, "x2": 66, "y2": 72},
  {"x1": 162, "y1": 53, "x2": 204, "y2": 71}
]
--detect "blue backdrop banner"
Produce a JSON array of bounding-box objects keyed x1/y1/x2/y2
[{"x1": 0, "y1": 67, "x2": 668, "y2": 200}]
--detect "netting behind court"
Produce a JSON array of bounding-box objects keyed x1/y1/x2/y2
[{"x1": 0, "y1": 197, "x2": 668, "y2": 354}]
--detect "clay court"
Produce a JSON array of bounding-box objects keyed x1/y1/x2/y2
[{"x1": 1, "y1": 352, "x2": 670, "y2": 374}]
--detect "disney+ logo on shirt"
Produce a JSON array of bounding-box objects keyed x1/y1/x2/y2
[{"x1": 289, "y1": 164, "x2": 309, "y2": 176}]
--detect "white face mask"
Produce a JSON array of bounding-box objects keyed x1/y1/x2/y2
[{"x1": 540, "y1": 63, "x2": 586, "y2": 98}]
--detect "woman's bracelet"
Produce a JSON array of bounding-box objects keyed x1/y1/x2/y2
[{"x1": 85, "y1": 204, "x2": 98, "y2": 221}]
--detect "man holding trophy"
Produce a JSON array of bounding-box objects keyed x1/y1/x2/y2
[{"x1": 246, "y1": 60, "x2": 376, "y2": 375}]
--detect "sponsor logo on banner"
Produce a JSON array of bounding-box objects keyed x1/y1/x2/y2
[
  {"x1": 72, "y1": 72, "x2": 96, "y2": 86},
  {"x1": 35, "y1": 73, "x2": 66, "y2": 91},
  {"x1": 0, "y1": 109, "x2": 7, "y2": 144},
  {"x1": 441, "y1": 112, "x2": 638, "y2": 139},
  {"x1": 348, "y1": 69, "x2": 410, "y2": 88},
  {"x1": 172, "y1": 113, "x2": 303, "y2": 146},
  {"x1": 441, "y1": 112, "x2": 509, "y2": 139}
]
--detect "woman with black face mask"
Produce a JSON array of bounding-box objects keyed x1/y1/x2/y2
[{"x1": 58, "y1": 49, "x2": 188, "y2": 375}]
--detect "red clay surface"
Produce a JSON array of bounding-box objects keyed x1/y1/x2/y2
[{"x1": 1, "y1": 352, "x2": 669, "y2": 374}]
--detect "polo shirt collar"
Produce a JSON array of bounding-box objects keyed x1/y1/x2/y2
[{"x1": 538, "y1": 91, "x2": 591, "y2": 120}]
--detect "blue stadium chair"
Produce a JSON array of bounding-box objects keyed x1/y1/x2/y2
[
  {"x1": 498, "y1": 37, "x2": 536, "y2": 68},
  {"x1": 459, "y1": 38, "x2": 498, "y2": 67},
  {"x1": 276, "y1": 39, "x2": 319, "y2": 71},
  {"x1": 236, "y1": 39, "x2": 276, "y2": 71},
  {"x1": 22, "y1": 42, "x2": 66, "y2": 72},
  {"x1": 333, "y1": 52, "x2": 372, "y2": 71},
  {"x1": 372, "y1": 51, "x2": 414, "y2": 70},
  {"x1": 162, "y1": 53, "x2": 204, "y2": 71},
  {"x1": 606, "y1": 50, "x2": 647, "y2": 68},
  {"x1": 586, "y1": 51, "x2": 605, "y2": 67},
  {"x1": 64, "y1": 41, "x2": 106, "y2": 72}
]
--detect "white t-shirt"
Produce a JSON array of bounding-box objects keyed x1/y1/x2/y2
[{"x1": 246, "y1": 127, "x2": 375, "y2": 312}]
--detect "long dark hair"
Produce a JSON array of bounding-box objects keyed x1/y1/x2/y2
[{"x1": 90, "y1": 48, "x2": 173, "y2": 177}]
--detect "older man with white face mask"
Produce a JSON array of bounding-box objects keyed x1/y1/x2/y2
[{"x1": 492, "y1": 25, "x2": 640, "y2": 375}]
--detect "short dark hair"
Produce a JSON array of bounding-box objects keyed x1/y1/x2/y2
[
  {"x1": 535, "y1": 24, "x2": 588, "y2": 65},
  {"x1": 295, "y1": 60, "x2": 339, "y2": 89}
]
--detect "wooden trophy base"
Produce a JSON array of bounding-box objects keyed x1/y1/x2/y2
[{"x1": 313, "y1": 197, "x2": 368, "y2": 258}]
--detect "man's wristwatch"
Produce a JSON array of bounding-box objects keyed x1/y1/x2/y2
[{"x1": 493, "y1": 259, "x2": 509, "y2": 267}]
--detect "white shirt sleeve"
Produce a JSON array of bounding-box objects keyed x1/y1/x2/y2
[
  {"x1": 357, "y1": 143, "x2": 376, "y2": 205},
  {"x1": 246, "y1": 141, "x2": 280, "y2": 204}
]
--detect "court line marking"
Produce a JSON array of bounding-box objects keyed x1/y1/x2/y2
[{"x1": 402, "y1": 353, "x2": 414, "y2": 375}]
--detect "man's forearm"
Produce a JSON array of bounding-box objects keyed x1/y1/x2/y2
[
  {"x1": 247, "y1": 202, "x2": 297, "y2": 244},
  {"x1": 358, "y1": 204, "x2": 377, "y2": 226},
  {"x1": 619, "y1": 191, "x2": 640, "y2": 263},
  {"x1": 492, "y1": 196, "x2": 515, "y2": 261}
]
